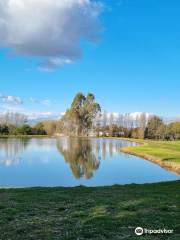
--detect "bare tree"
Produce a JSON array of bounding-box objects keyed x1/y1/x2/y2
[
  {"x1": 138, "y1": 113, "x2": 146, "y2": 139},
  {"x1": 102, "y1": 111, "x2": 108, "y2": 127},
  {"x1": 0, "y1": 112, "x2": 27, "y2": 126}
]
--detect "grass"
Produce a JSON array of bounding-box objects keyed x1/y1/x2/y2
[
  {"x1": 0, "y1": 136, "x2": 179, "y2": 239},
  {"x1": 121, "y1": 140, "x2": 180, "y2": 174},
  {"x1": 0, "y1": 181, "x2": 180, "y2": 240},
  {"x1": 0, "y1": 135, "x2": 50, "y2": 138}
]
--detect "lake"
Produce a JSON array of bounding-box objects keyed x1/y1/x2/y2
[{"x1": 0, "y1": 137, "x2": 179, "y2": 187}]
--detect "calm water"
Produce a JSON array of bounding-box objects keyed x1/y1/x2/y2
[{"x1": 0, "y1": 137, "x2": 179, "y2": 187}]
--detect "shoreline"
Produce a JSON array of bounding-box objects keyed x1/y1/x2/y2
[
  {"x1": 119, "y1": 139, "x2": 180, "y2": 175},
  {"x1": 121, "y1": 147, "x2": 180, "y2": 175},
  {"x1": 0, "y1": 135, "x2": 180, "y2": 174},
  {"x1": 0, "y1": 135, "x2": 51, "y2": 138},
  {"x1": 0, "y1": 179, "x2": 179, "y2": 190},
  {"x1": 92, "y1": 137, "x2": 180, "y2": 175}
]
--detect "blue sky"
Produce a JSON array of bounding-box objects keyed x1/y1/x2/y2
[{"x1": 0, "y1": 0, "x2": 180, "y2": 119}]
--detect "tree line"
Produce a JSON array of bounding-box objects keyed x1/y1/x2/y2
[
  {"x1": 43, "y1": 93, "x2": 180, "y2": 140},
  {"x1": 95, "y1": 116, "x2": 180, "y2": 140},
  {"x1": 0, "y1": 122, "x2": 47, "y2": 136},
  {"x1": 0, "y1": 93, "x2": 179, "y2": 140},
  {"x1": 57, "y1": 93, "x2": 180, "y2": 140}
]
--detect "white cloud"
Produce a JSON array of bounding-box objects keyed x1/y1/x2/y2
[
  {"x1": 0, "y1": 104, "x2": 60, "y2": 121},
  {"x1": 29, "y1": 97, "x2": 51, "y2": 106},
  {"x1": 29, "y1": 97, "x2": 38, "y2": 104},
  {"x1": 26, "y1": 111, "x2": 59, "y2": 121},
  {"x1": 41, "y1": 99, "x2": 51, "y2": 107},
  {"x1": 39, "y1": 57, "x2": 73, "y2": 71},
  {"x1": 0, "y1": 0, "x2": 102, "y2": 70},
  {"x1": 0, "y1": 94, "x2": 23, "y2": 104},
  {"x1": 128, "y1": 112, "x2": 153, "y2": 120}
]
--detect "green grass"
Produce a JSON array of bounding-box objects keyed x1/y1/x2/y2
[
  {"x1": 0, "y1": 181, "x2": 180, "y2": 240},
  {"x1": 123, "y1": 140, "x2": 180, "y2": 163},
  {"x1": 121, "y1": 140, "x2": 180, "y2": 174}
]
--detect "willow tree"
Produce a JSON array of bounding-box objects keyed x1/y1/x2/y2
[{"x1": 59, "y1": 93, "x2": 101, "y2": 136}]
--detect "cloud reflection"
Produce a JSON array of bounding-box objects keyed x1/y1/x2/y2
[{"x1": 0, "y1": 138, "x2": 28, "y2": 166}]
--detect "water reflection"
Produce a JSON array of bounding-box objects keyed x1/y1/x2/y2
[
  {"x1": 0, "y1": 138, "x2": 179, "y2": 187},
  {"x1": 91, "y1": 138, "x2": 137, "y2": 160},
  {"x1": 0, "y1": 137, "x2": 137, "y2": 172},
  {"x1": 56, "y1": 138, "x2": 137, "y2": 179},
  {"x1": 57, "y1": 138, "x2": 100, "y2": 179},
  {"x1": 0, "y1": 138, "x2": 28, "y2": 166}
]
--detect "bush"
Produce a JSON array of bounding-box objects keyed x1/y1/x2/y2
[{"x1": 0, "y1": 123, "x2": 47, "y2": 136}]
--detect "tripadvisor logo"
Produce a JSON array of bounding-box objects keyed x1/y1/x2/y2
[
  {"x1": 135, "y1": 227, "x2": 144, "y2": 236},
  {"x1": 135, "y1": 227, "x2": 174, "y2": 236}
]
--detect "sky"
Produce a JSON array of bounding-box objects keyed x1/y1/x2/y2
[{"x1": 0, "y1": 0, "x2": 180, "y2": 121}]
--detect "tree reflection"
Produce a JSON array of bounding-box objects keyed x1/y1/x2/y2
[
  {"x1": 0, "y1": 138, "x2": 28, "y2": 166},
  {"x1": 56, "y1": 138, "x2": 100, "y2": 179}
]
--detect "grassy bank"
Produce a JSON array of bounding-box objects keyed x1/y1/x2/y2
[
  {"x1": 121, "y1": 140, "x2": 180, "y2": 174},
  {"x1": 0, "y1": 181, "x2": 179, "y2": 240},
  {"x1": 0, "y1": 135, "x2": 50, "y2": 138}
]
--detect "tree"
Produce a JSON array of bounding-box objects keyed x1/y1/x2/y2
[
  {"x1": 109, "y1": 113, "x2": 114, "y2": 137},
  {"x1": 15, "y1": 124, "x2": 33, "y2": 135},
  {"x1": 102, "y1": 111, "x2": 108, "y2": 127},
  {"x1": 145, "y1": 116, "x2": 165, "y2": 139},
  {"x1": 167, "y1": 122, "x2": 180, "y2": 140},
  {"x1": 33, "y1": 122, "x2": 47, "y2": 135},
  {"x1": 137, "y1": 113, "x2": 146, "y2": 139},
  {"x1": 42, "y1": 121, "x2": 56, "y2": 135},
  {"x1": 59, "y1": 93, "x2": 101, "y2": 136},
  {"x1": 0, "y1": 122, "x2": 47, "y2": 136},
  {"x1": 117, "y1": 113, "x2": 123, "y2": 127},
  {"x1": 8, "y1": 124, "x2": 17, "y2": 135},
  {"x1": 0, "y1": 112, "x2": 27, "y2": 126},
  {"x1": 0, "y1": 124, "x2": 9, "y2": 135}
]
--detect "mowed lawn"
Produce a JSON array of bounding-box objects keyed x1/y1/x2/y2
[
  {"x1": 122, "y1": 140, "x2": 180, "y2": 163},
  {"x1": 0, "y1": 181, "x2": 180, "y2": 240}
]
